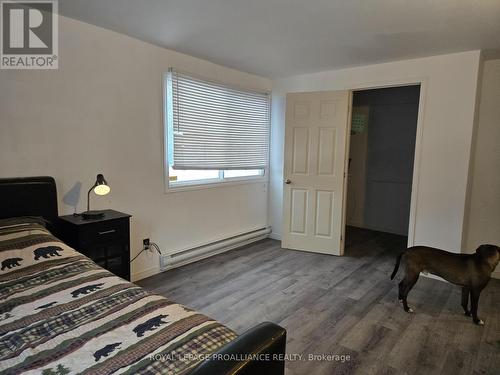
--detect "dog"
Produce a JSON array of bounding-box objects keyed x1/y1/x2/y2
[{"x1": 391, "y1": 244, "x2": 500, "y2": 325}]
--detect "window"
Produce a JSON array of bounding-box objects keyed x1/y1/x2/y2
[
  {"x1": 168, "y1": 167, "x2": 264, "y2": 185},
  {"x1": 165, "y1": 69, "x2": 270, "y2": 189}
]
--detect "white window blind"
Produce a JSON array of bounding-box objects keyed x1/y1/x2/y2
[{"x1": 167, "y1": 69, "x2": 270, "y2": 170}]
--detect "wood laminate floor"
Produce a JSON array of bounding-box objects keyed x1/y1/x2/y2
[{"x1": 138, "y1": 227, "x2": 500, "y2": 375}]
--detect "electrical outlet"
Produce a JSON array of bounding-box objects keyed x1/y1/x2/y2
[{"x1": 143, "y1": 238, "x2": 150, "y2": 251}]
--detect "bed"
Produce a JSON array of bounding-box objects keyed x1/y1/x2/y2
[{"x1": 0, "y1": 177, "x2": 286, "y2": 375}]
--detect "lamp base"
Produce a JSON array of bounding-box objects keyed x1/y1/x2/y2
[{"x1": 81, "y1": 210, "x2": 105, "y2": 220}]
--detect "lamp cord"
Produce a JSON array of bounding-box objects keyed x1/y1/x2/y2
[{"x1": 130, "y1": 242, "x2": 162, "y2": 263}]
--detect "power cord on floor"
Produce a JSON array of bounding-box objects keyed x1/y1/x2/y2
[{"x1": 130, "y1": 242, "x2": 162, "y2": 263}]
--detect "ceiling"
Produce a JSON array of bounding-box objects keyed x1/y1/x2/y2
[{"x1": 59, "y1": 0, "x2": 500, "y2": 78}]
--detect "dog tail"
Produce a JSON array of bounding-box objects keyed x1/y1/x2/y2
[{"x1": 390, "y1": 252, "x2": 403, "y2": 280}]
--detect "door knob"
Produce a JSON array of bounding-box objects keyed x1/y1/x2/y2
[{"x1": 284, "y1": 179, "x2": 291, "y2": 184}]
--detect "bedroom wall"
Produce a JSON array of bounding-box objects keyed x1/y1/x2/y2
[
  {"x1": 0, "y1": 15, "x2": 271, "y2": 281},
  {"x1": 464, "y1": 59, "x2": 500, "y2": 279},
  {"x1": 270, "y1": 51, "x2": 482, "y2": 254}
]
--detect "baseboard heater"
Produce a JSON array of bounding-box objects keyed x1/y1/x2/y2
[{"x1": 160, "y1": 226, "x2": 271, "y2": 271}]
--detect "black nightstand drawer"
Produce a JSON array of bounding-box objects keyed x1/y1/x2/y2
[{"x1": 79, "y1": 219, "x2": 128, "y2": 245}]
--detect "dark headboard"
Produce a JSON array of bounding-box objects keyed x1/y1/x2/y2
[{"x1": 0, "y1": 177, "x2": 58, "y2": 226}]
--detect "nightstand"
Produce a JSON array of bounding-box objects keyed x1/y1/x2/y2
[{"x1": 59, "y1": 209, "x2": 131, "y2": 281}]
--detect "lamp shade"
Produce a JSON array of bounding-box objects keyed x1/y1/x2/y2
[{"x1": 93, "y1": 174, "x2": 110, "y2": 195}]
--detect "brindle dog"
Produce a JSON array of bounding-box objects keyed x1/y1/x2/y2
[{"x1": 391, "y1": 244, "x2": 500, "y2": 325}]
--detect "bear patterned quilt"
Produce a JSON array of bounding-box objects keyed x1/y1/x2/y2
[{"x1": 0, "y1": 220, "x2": 237, "y2": 374}]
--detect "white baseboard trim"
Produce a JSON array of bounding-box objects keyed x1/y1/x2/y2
[
  {"x1": 162, "y1": 234, "x2": 269, "y2": 272},
  {"x1": 131, "y1": 265, "x2": 159, "y2": 282},
  {"x1": 420, "y1": 272, "x2": 448, "y2": 283},
  {"x1": 161, "y1": 227, "x2": 271, "y2": 272},
  {"x1": 268, "y1": 232, "x2": 281, "y2": 240},
  {"x1": 132, "y1": 227, "x2": 271, "y2": 282}
]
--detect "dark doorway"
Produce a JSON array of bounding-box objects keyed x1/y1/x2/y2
[{"x1": 346, "y1": 85, "x2": 420, "y2": 253}]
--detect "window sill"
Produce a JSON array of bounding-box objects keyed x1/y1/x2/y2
[{"x1": 164, "y1": 176, "x2": 268, "y2": 194}]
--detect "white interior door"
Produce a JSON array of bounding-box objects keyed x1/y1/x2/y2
[{"x1": 282, "y1": 91, "x2": 351, "y2": 255}]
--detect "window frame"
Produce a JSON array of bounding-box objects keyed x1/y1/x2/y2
[{"x1": 163, "y1": 73, "x2": 270, "y2": 193}]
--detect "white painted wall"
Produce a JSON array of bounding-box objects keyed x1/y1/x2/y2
[
  {"x1": 464, "y1": 59, "x2": 500, "y2": 279},
  {"x1": 270, "y1": 51, "x2": 482, "y2": 254},
  {"x1": 0, "y1": 16, "x2": 271, "y2": 281}
]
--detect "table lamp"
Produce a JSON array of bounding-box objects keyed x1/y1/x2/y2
[{"x1": 82, "y1": 174, "x2": 110, "y2": 220}]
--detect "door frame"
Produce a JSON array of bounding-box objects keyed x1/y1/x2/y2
[{"x1": 342, "y1": 77, "x2": 427, "y2": 251}]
